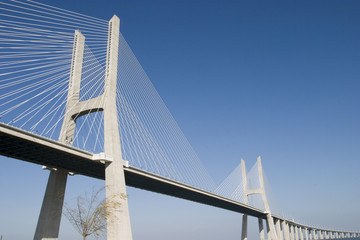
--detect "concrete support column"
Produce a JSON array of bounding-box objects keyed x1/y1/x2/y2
[
  {"x1": 304, "y1": 228, "x2": 309, "y2": 240},
  {"x1": 104, "y1": 15, "x2": 133, "y2": 240},
  {"x1": 319, "y1": 230, "x2": 324, "y2": 239},
  {"x1": 295, "y1": 226, "x2": 299, "y2": 240},
  {"x1": 259, "y1": 218, "x2": 265, "y2": 240},
  {"x1": 241, "y1": 214, "x2": 248, "y2": 240},
  {"x1": 325, "y1": 231, "x2": 329, "y2": 239},
  {"x1": 288, "y1": 225, "x2": 292, "y2": 240},
  {"x1": 283, "y1": 221, "x2": 290, "y2": 240},
  {"x1": 290, "y1": 225, "x2": 295, "y2": 240},
  {"x1": 276, "y1": 219, "x2": 283, "y2": 240},
  {"x1": 314, "y1": 230, "x2": 318, "y2": 240},
  {"x1": 309, "y1": 230, "x2": 313, "y2": 240},
  {"x1": 266, "y1": 218, "x2": 272, "y2": 240},
  {"x1": 34, "y1": 170, "x2": 68, "y2": 240},
  {"x1": 266, "y1": 214, "x2": 278, "y2": 240},
  {"x1": 299, "y1": 227, "x2": 304, "y2": 240}
]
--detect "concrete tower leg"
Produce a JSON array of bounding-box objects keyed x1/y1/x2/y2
[
  {"x1": 34, "y1": 30, "x2": 85, "y2": 240},
  {"x1": 103, "y1": 15, "x2": 133, "y2": 240},
  {"x1": 34, "y1": 170, "x2": 68, "y2": 240},
  {"x1": 259, "y1": 218, "x2": 266, "y2": 240},
  {"x1": 266, "y1": 216, "x2": 272, "y2": 239}
]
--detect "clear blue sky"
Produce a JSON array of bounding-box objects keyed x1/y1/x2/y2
[{"x1": 1, "y1": 0, "x2": 359, "y2": 239}]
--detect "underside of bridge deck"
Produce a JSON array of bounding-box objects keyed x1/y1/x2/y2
[{"x1": 0, "y1": 123, "x2": 266, "y2": 219}]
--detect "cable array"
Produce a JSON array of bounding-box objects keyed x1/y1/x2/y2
[
  {"x1": 263, "y1": 170, "x2": 283, "y2": 217},
  {"x1": 0, "y1": 0, "x2": 216, "y2": 192},
  {"x1": 0, "y1": 0, "x2": 107, "y2": 147},
  {"x1": 214, "y1": 161, "x2": 245, "y2": 202},
  {"x1": 116, "y1": 33, "x2": 217, "y2": 191}
]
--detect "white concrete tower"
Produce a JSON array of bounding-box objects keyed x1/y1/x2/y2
[
  {"x1": 257, "y1": 156, "x2": 278, "y2": 240},
  {"x1": 103, "y1": 15, "x2": 133, "y2": 240},
  {"x1": 34, "y1": 15, "x2": 133, "y2": 240},
  {"x1": 240, "y1": 157, "x2": 278, "y2": 240}
]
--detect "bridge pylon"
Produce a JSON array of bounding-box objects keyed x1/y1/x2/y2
[
  {"x1": 241, "y1": 157, "x2": 279, "y2": 240},
  {"x1": 34, "y1": 15, "x2": 133, "y2": 240}
]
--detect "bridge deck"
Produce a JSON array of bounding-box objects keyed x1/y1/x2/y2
[{"x1": 0, "y1": 123, "x2": 266, "y2": 219}]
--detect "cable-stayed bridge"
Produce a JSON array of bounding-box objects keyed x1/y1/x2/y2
[{"x1": 0, "y1": 1, "x2": 358, "y2": 240}]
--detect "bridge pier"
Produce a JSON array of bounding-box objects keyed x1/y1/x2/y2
[
  {"x1": 241, "y1": 214, "x2": 248, "y2": 240},
  {"x1": 299, "y1": 227, "x2": 304, "y2": 240},
  {"x1": 284, "y1": 221, "x2": 291, "y2": 240},
  {"x1": 324, "y1": 231, "x2": 329, "y2": 239},
  {"x1": 34, "y1": 170, "x2": 68, "y2": 240},
  {"x1": 275, "y1": 219, "x2": 283, "y2": 240},
  {"x1": 259, "y1": 218, "x2": 265, "y2": 240},
  {"x1": 304, "y1": 228, "x2": 309, "y2": 240},
  {"x1": 295, "y1": 226, "x2": 299, "y2": 240},
  {"x1": 290, "y1": 225, "x2": 295, "y2": 240}
]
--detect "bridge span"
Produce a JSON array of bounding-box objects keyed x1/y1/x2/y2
[{"x1": 1, "y1": 122, "x2": 359, "y2": 240}]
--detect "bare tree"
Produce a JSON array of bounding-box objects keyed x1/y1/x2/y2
[{"x1": 63, "y1": 187, "x2": 125, "y2": 240}]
